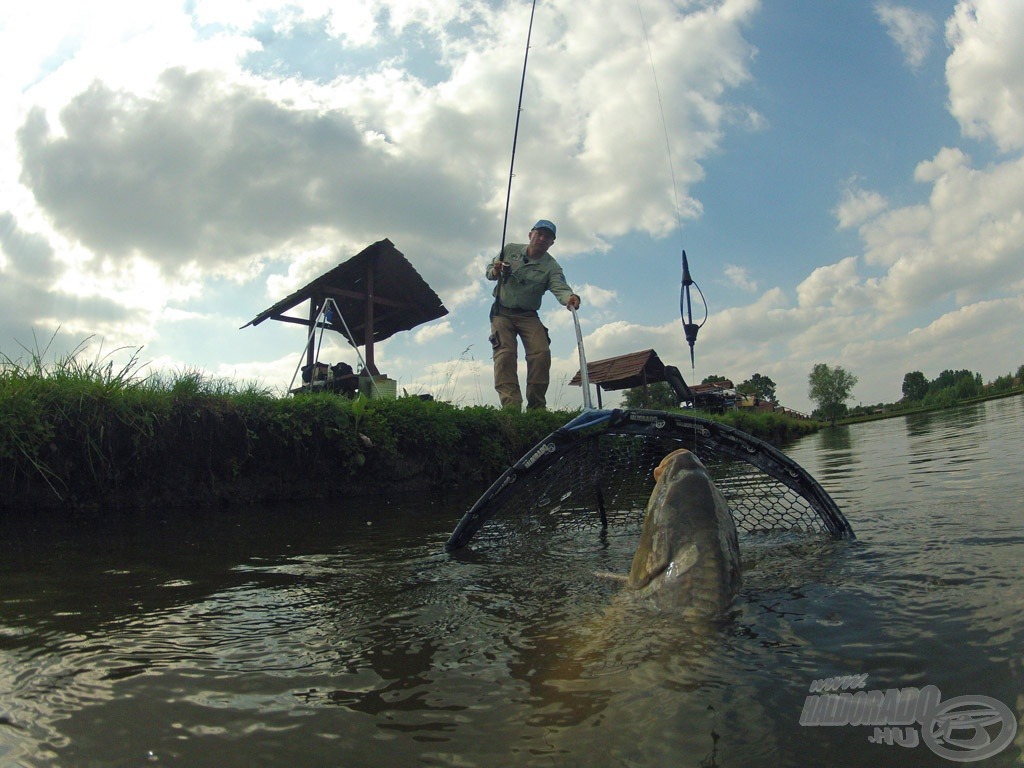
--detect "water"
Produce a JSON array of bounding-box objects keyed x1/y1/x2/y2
[{"x1": 2, "y1": 397, "x2": 1022, "y2": 767}]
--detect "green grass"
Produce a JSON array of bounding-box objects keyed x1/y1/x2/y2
[
  {"x1": 0, "y1": 333, "x2": 820, "y2": 512},
  {"x1": 0, "y1": 334, "x2": 571, "y2": 509}
]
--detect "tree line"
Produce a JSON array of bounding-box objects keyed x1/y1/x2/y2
[
  {"x1": 811, "y1": 363, "x2": 1024, "y2": 425},
  {"x1": 621, "y1": 372, "x2": 779, "y2": 410},
  {"x1": 621, "y1": 362, "x2": 1023, "y2": 426}
]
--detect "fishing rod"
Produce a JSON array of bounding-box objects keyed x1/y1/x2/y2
[
  {"x1": 499, "y1": 0, "x2": 538, "y2": 260},
  {"x1": 492, "y1": 0, "x2": 538, "y2": 317}
]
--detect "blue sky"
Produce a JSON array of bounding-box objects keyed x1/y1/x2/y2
[{"x1": 2, "y1": 0, "x2": 1022, "y2": 414}]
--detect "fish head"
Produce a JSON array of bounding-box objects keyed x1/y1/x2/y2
[{"x1": 626, "y1": 449, "x2": 741, "y2": 612}]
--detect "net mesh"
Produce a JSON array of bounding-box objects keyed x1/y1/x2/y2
[{"x1": 446, "y1": 409, "x2": 852, "y2": 552}]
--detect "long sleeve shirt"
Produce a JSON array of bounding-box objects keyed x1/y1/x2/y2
[{"x1": 486, "y1": 243, "x2": 576, "y2": 311}]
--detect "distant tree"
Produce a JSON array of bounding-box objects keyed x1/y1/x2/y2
[
  {"x1": 737, "y1": 373, "x2": 777, "y2": 403},
  {"x1": 991, "y1": 374, "x2": 1015, "y2": 393},
  {"x1": 931, "y1": 369, "x2": 978, "y2": 391},
  {"x1": 701, "y1": 374, "x2": 730, "y2": 385},
  {"x1": 808, "y1": 363, "x2": 858, "y2": 426},
  {"x1": 901, "y1": 371, "x2": 928, "y2": 402},
  {"x1": 622, "y1": 381, "x2": 678, "y2": 409},
  {"x1": 927, "y1": 369, "x2": 982, "y2": 402},
  {"x1": 955, "y1": 373, "x2": 983, "y2": 400}
]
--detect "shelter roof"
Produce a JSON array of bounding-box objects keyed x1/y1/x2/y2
[
  {"x1": 691, "y1": 380, "x2": 735, "y2": 393},
  {"x1": 569, "y1": 349, "x2": 667, "y2": 391},
  {"x1": 241, "y1": 239, "x2": 447, "y2": 346}
]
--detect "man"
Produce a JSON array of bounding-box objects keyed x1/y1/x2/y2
[{"x1": 487, "y1": 219, "x2": 581, "y2": 410}]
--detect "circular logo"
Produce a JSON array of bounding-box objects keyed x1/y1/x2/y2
[{"x1": 921, "y1": 695, "x2": 1017, "y2": 762}]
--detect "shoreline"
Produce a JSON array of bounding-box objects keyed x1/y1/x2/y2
[{"x1": 0, "y1": 386, "x2": 819, "y2": 515}]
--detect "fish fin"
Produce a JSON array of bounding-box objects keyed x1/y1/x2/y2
[
  {"x1": 663, "y1": 543, "x2": 699, "y2": 579},
  {"x1": 628, "y1": 528, "x2": 671, "y2": 588}
]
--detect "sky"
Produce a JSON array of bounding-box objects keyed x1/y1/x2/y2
[{"x1": 2, "y1": 0, "x2": 1022, "y2": 415}]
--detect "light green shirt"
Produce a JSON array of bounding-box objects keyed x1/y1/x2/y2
[{"x1": 487, "y1": 244, "x2": 576, "y2": 311}]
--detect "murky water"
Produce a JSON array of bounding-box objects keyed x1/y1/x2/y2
[{"x1": 2, "y1": 396, "x2": 1023, "y2": 767}]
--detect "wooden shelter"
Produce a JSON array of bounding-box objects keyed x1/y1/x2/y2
[
  {"x1": 242, "y1": 239, "x2": 447, "y2": 383},
  {"x1": 569, "y1": 349, "x2": 692, "y2": 408}
]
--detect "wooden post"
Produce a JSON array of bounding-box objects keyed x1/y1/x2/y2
[
  {"x1": 364, "y1": 252, "x2": 379, "y2": 375},
  {"x1": 306, "y1": 297, "x2": 322, "y2": 370}
]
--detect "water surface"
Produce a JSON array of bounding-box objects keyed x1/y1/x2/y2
[{"x1": 2, "y1": 396, "x2": 1022, "y2": 766}]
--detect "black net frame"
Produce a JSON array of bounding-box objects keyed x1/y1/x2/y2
[{"x1": 445, "y1": 409, "x2": 853, "y2": 551}]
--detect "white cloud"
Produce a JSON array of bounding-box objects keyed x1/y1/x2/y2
[
  {"x1": 859, "y1": 148, "x2": 1024, "y2": 313},
  {"x1": 577, "y1": 284, "x2": 617, "y2": 309},
  {"x1": 2, "y1": 0, "x2": 762, "y2": 371},
  {"x1": 723, "y1": 264, "x2": 757, "y2": 293},
  {"x1": 833, "y1": 183, "x2": 889, "y2": 230},
  {"x1": 946, "y1": 0, "x2": 1024, "y2": 152},
  {"x1": 796, "y1": 257, "x2": 859, "y2": 309},
  {"x1": 413, "y1": 320, "x2": 453, "y2": 344},
  {"x1": 874, "y1": 2, "x2": 937, "y2": 70}
]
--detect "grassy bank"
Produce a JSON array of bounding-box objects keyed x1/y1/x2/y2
[
  {"x1": 709, "y1": 408, "x2": 821, "y2": 443},
  {"x1": 0, "y1": 372, "x2": 567, "y2": 511},
  {"x1": 837, "y1": 387, "x2": 1024, "y2": 426},
  {"x1": 0, "y1": 345, "x2": 822, "y2": 513}
]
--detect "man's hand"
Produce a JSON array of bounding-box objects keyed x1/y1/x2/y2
[
  {"x1": 491, "y1": 261, "x2": 511, "y2": 279},
  {"x1": 566, "y1": 294, "x2": 581, "y2": 310}
]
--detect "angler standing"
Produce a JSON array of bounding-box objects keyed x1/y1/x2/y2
[{"x1": 487, "y1": 219, "x2": 581, "y2": 411}]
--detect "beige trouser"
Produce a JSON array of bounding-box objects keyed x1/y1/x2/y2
[{"x1": 490, "y1": 310, "x2": 551, "y2": 410}]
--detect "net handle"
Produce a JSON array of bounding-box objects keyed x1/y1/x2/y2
[{"x1": 571, "y1": 306, "x2": 593, "y2": 410}]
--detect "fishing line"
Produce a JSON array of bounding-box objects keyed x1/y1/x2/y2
[
  {"x1": 636, "y1": 0, "x2": 685, "y2": 245},
  {"x1": 636, "y1": 0, "x2": 707, "y2": 451},
  {"x1": 637, "y1": 2, "x2": 707, "y2": 362},
  {"x1": 499, "y1": 0, "x2": 539, "y2": 257}
]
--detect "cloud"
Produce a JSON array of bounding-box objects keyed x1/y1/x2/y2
[
  {"x1": 0, "y1": 210, "x2": 57, "y2": 279},
  {"x1": 859, "y1": 148, "x2": 1024, "y2": 313},
  {"x1": 833, "y1": 182, "x2": 889, "y2": 230},
  {"x1": 413, "y1": 320, "x2": 453, "y2": 344},
  {"x1": 795, "y1": 257, "x2": 859, "y2": 309},
  {"x1": 0, "y1": 211, "x2": 137, "y2": 354},
  {"x1": 9, "y1": 0, "x2": 762, "y2": 320},
  {"x1": 577, "y1": 284, "x2": 617, "y2": 309},
  {"x1": 16, "y1": 68, "x2": 487, "y2": 282},
  {"x1": 874, "y1": 3, "x2": 938, "y2": 70},
  {"x1": 946, "y1": 0, "x2": 1024, "y2": 153},
  {"x1": 723, "y1": 264, "x2": 758, "y2": 292}
]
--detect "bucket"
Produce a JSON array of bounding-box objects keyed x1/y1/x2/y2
[{"x1": 359, "y1": 375, "x2": 397, "y2": 400}]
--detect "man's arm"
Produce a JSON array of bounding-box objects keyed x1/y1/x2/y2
[{"x1": 548, "y1": 268, "x2": 581, "y2": 309}]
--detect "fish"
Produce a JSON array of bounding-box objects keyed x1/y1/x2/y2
[
  {"x1": 526, "y1": 449, "x2": 740, "y2": 696},
  {"x1": 622, "y1": 448, "x2": 741, "y2": 615}
]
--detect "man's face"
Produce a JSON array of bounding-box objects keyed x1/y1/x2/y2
[{"x1": 528, "y1": 227, "x2": 555, "y2": 255}]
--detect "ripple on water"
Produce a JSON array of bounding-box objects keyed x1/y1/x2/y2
[{"x1": 2, "y1": 400, "x2": 1023, "y2": 766}]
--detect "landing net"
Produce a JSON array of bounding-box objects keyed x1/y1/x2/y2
[{"x1": 445, "y1": 409, "x2": 853, "y2": 552}]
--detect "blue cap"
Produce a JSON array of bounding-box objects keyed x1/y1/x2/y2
[{"x1": 532, "y1": 219, "x2": 556, "y2": 236}]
